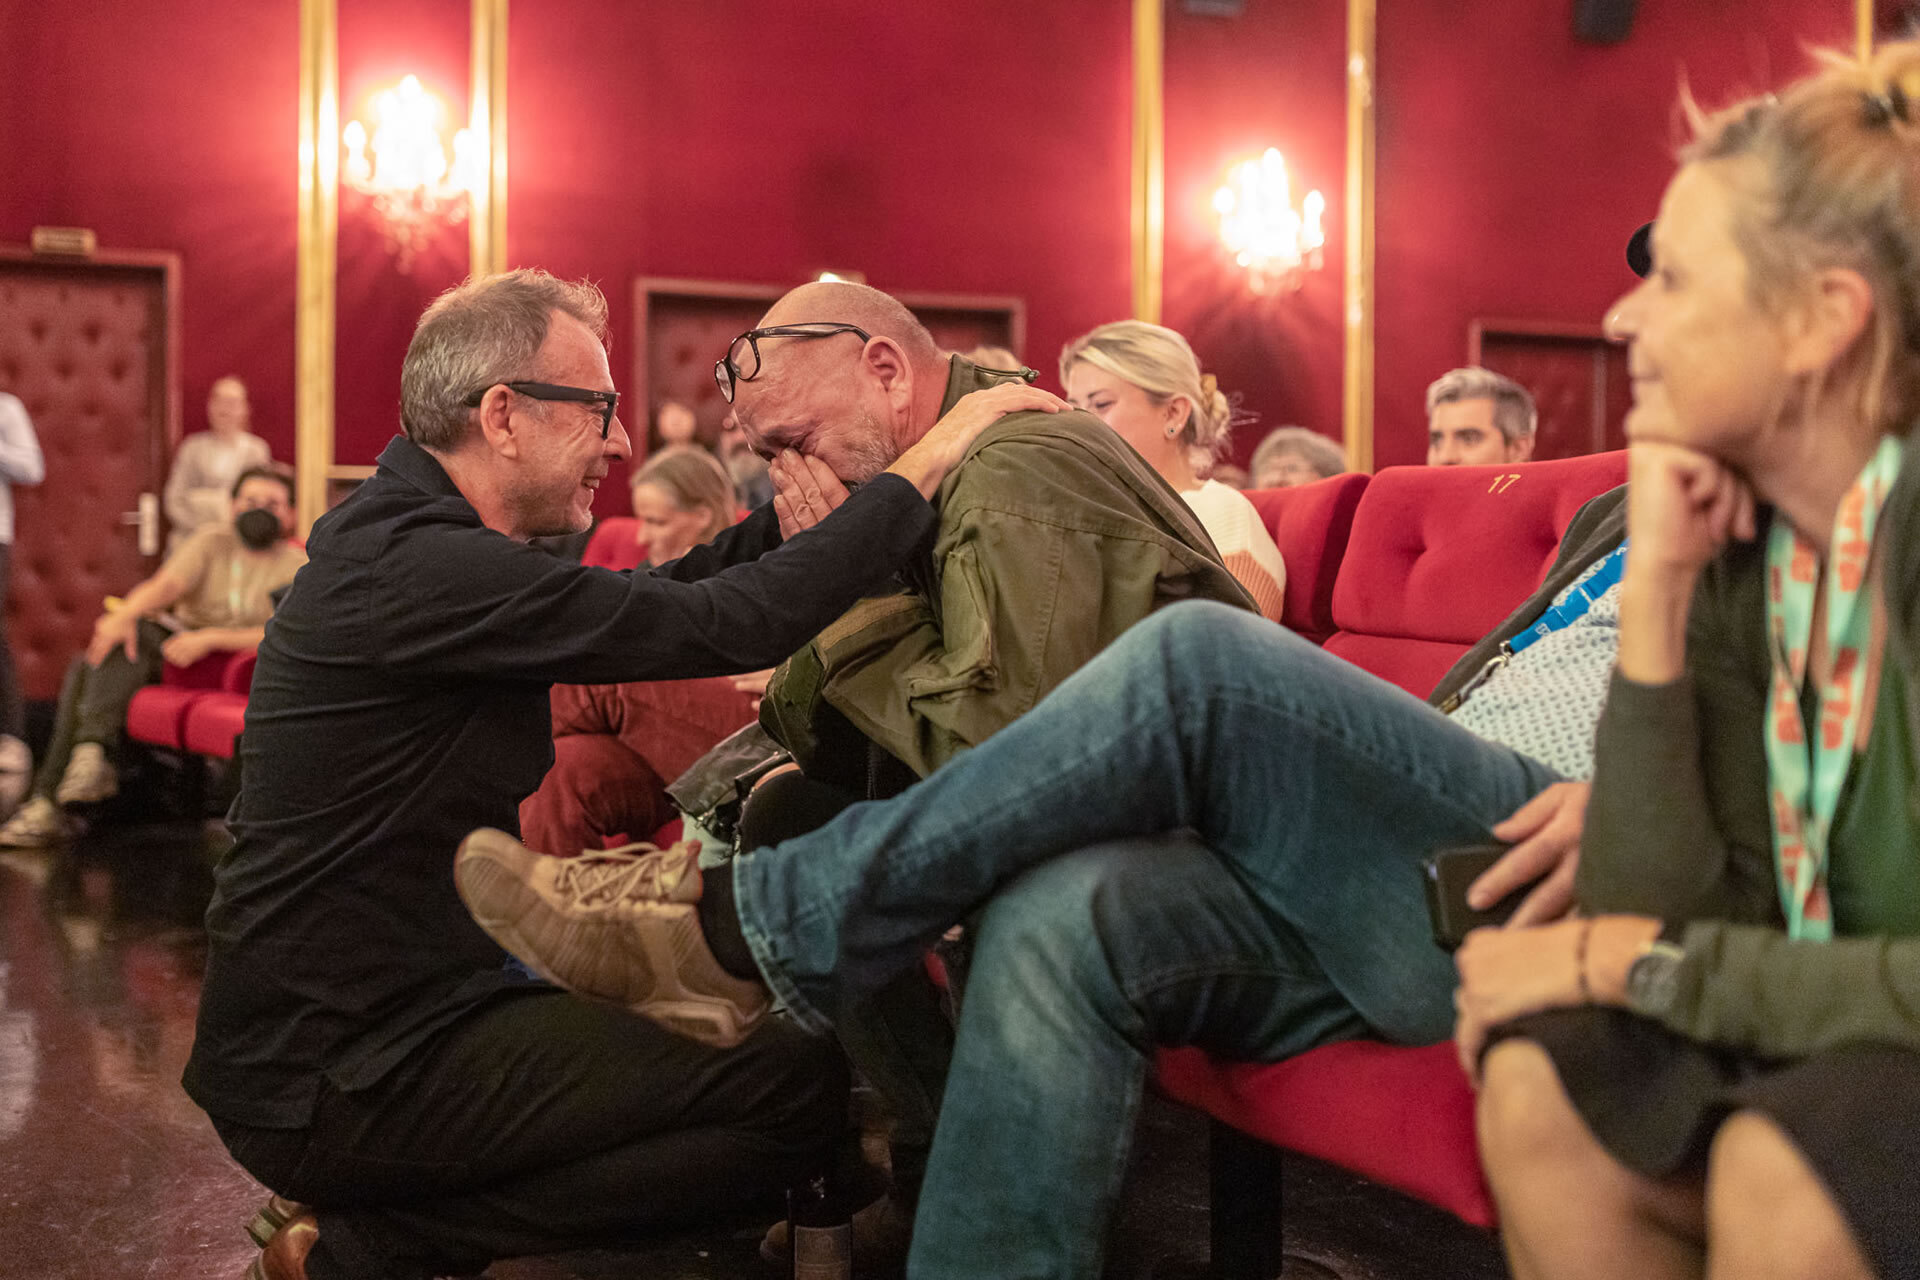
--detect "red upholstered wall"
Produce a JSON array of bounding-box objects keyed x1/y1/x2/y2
[
  {"x1": 0, "y1": 2, "x2": 299, "y2": 460},
  {"x1": 333, "y1": 0, "x2": 473, "y2": 464},
  {"x1": 504, "y1": 0, "x2": 1136, "y2": 515},
  {"x1": 1370, "y1": 0, "x2": 1854, "y2": 466},
  {"x1": 0, "y1": 0, "x2": 1873, "y2": 488}
]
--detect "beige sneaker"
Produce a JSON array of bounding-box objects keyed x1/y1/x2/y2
[
  {"x1": 0, "y1": 797, "x2": 69, "y2": 848},
  {"x1": 454, "y1": 829, "x2": 770, "y2": 1048},
  {"x1": 53, "y1": 742, "x2": 117, "y2": 806}
]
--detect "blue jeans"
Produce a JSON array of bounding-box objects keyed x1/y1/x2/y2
[{"x1": 732, "y1": 603, "x2": 1561, "y2": 1278}]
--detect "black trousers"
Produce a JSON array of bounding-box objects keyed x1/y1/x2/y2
[
  {"x1": 739, "y1": 771, "x2": 953, "y2": 1203},
  {"x1": 212, "y1": 988, "x2": 848, "y2": 1279}
]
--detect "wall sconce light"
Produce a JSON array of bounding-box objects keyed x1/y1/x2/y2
[
  {"x1": 1212, "y1": 148, "x2": 1326, "y2": 294},
  {"x1": 341, "y1": 75, "x2": 482, "y2": 271}
]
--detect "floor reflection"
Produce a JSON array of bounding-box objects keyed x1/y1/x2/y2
[{"x1": 0, "y1": 821, "x2": 262, "y2": 1280}]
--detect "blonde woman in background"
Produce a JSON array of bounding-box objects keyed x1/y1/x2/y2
[
  {"x1": 163, "y1": 375, "x2": 272, "y2": 550},
  {"x1": 630, "y1": 445, "x2": 737, "y2": 567},
  {"x1": 1061, "y1": 321, "x2": 1287, "y2": 621}
]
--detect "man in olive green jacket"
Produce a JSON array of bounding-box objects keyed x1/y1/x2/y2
[{"x1": 726, "y1": 280, "x2": 1255, "y2": 1257}]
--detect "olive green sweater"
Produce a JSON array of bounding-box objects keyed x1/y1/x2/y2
[{"x1": 1581, "y1": 485, "x2": 1920, "y2": 1059}]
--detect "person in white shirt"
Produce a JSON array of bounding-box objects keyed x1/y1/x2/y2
[
  {"x1": 1061, "y1": 321, "x2": 1287, "y2": 621},
  {"x1": 0, "y1": 391, "x2": 44, "y2": 815},
  {"x1": 164, "y1": 376, "x2": 273, "y2": 550}
]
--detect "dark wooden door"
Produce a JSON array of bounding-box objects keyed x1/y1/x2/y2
[
  {"x1": 1471, "y1": 320, "x2": 1629, "y2": 461},
  {"x1": 0, "y1": 251, "x2": 178, "y2": 699}
]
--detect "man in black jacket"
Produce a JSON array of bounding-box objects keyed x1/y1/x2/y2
[{"x1": 186, "y1": 268, "x2": 1057, "y2": 1280}]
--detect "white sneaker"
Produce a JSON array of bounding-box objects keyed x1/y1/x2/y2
[
  {"x1": 53, "y1": 742, "x2": 117, "y2": 806},
  {"x1": 0, "y1": 735, "x2": 29, "y2": 817},
  {"x1": 0, "y1": 797, "x2": 69, "y2": 848}
]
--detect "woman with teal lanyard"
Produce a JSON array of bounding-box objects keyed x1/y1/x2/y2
[{"x1": 1455, "y1": 42, "x2": 1920, "y2": 1280}]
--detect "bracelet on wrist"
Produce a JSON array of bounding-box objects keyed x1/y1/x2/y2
[{"x1": 1574, "y1": 919, "x2": 1596, "y2": 1004}]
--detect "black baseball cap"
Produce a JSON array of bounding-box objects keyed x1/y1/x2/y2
[{"x1": 1626, "y1": 222, "x2": 1653, "y2": 278}]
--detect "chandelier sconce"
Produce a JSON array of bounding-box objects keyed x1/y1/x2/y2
[
  {"x1": 1212, "y1": 148, "x2": 1327, "y2": 295},
  {"x1": 341, "y1": 75, "x2": 482, "y2": 272}
]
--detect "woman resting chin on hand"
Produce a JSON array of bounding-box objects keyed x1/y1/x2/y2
[{"x1": 1460, "y1": 43, "x2": 1920, "y2": 1280}]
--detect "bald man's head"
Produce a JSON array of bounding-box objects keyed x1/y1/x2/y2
[{"x1": 729, "y1": 282, "x2": 952, "y2": 485}]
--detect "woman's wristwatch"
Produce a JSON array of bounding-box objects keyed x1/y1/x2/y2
[{"x1": 1625, "y1": 938, "x2": 1687, "y2": 1016}]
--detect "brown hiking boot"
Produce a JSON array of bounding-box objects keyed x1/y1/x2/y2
[{"x1": 454, "y1": 829, "x2": 770, "y2": 1048}]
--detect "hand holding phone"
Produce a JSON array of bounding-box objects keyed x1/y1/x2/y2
[{"x1": 1422, "y1": 845, "x2": 1529, "y2": 952}]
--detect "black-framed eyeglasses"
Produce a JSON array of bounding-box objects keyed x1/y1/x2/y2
[
  {"x1": 714, "y1": 323, "x2": 872, "y2": 403},
  {"x1": 465, "y1": 381, "x2": 621, "y2": 438}
]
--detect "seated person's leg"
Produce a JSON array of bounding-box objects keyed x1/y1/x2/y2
[
  {"x1": 1478, "y1": 1034, "x2": 1707, "y2": 1278},
  {"x1": 740, "y1": 772, "x2": 949, "y2": 1215},
  {"x1": 519, "y1": 733, "x2": 672, "y2": 855},
  {"x1": 590, "y1": 677, "x2": 761, "y2": 791},
  {"x1": 461, "y1": 603, "x2": 1560, "y2": 1056},
  {"x1": 909, "y1": 834, "x2": 1372, "y2": 1280},
  {"x1": 216, "y1": 990, "x2": 848, "y2": 1280}
]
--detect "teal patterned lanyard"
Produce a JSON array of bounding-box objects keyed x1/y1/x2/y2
[{"x1": 1762, "y1": 435, "x2": 1906, "y2": 941}]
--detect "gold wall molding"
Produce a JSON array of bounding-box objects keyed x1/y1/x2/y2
[
  {"x1": 1342, "y1": 0, "x2": 1377, "y2": 473},
  {"x1": 1131, "y1": 0, "x2": 1164, "y2": 324},
  {"x1": 295, "y1": 0, "x2": 339, "y2": 534},
  {"x1": 470, "y1": 0, "x2": 509, "y2": 276},
  {"x1": 1858, "y1": 0, "x2": 1874, "y2": 60}
]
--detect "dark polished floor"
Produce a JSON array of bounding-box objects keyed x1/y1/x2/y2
[{"x1": 0, "y1": 800, "x2": 1506, "y2": 1280}]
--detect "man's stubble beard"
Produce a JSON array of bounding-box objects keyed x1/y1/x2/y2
[{"x1": 837, "y1": 408, "x2": 903, "y2": 488}]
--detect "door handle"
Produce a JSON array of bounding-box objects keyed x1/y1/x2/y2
[{"x1": 118, "y1": 492, "x2": 161, "y2": 556}]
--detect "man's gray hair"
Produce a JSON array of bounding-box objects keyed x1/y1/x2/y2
[
  {"x1": 400, "y1": 269, "x2": 609, "y2": 451},
  {"x1": 1423, "y1": 367, "x2": 1537, "y2": 445}
]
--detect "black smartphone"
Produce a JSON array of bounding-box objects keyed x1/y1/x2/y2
[{"x1": 1422, "y1": 844, "x2": 1528, "y2": 952}]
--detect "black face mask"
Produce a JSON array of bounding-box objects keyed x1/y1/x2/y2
[{"x1": 234, "y1": 507, "x2": 282, "y2": 551}]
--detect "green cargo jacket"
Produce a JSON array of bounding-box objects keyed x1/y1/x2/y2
[
  {"x1": 1580, "y1": 454, "x2": 1920, "y2": 1060},
  {"x1": 762, "y1": 357, "x2": 1258, "y2": 784}
]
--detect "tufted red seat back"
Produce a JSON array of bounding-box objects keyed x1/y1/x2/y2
[
  {"x1": 1324, "y1": 452, "x2": 1628, "y2": 695},
  {"x1": 1243, "y1": 474, "x2": 1369, "y2": 642}
]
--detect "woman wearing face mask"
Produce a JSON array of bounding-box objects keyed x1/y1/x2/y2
[
  {"x1": 0, "y1": 466, "x2": 305, "y2": 846},
  {"x1": 1061, "y1": 322, "x2": 1287, "y2": 621},
  {"x1": 1457, "y1": 45, "x2": 1920, "y2": 1280},
  {"x1": 522, "y1": 446, "x2": 769, "y2": 860}
]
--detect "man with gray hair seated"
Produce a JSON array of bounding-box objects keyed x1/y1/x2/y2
[{"x1": 1426, "y1": 365, "x2": 1538, "y2": 466}]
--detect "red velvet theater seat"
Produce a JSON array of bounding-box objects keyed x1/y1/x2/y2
[
  {"x1": 1152, "y1": 452, "x2": 1627, "y2": 1264},
  {"x1": 1324, "y1": 452, "x2": 1629, "y2": 696},
  {"x1": 182, "y1": 694, "x2": 248, "y2": 760},
  {"x1": 1243, "y1": 473, "x2": 1369, "y2": 643},
  {"x1": 582, "y1": 516, "x2": 647, "y2": 571},
  {"x1": 126, "y1": 650, "x2": 258, "y2": 753},
  {"x1": 124, "y1": 652, "x2": 231, "y2": 751}
]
